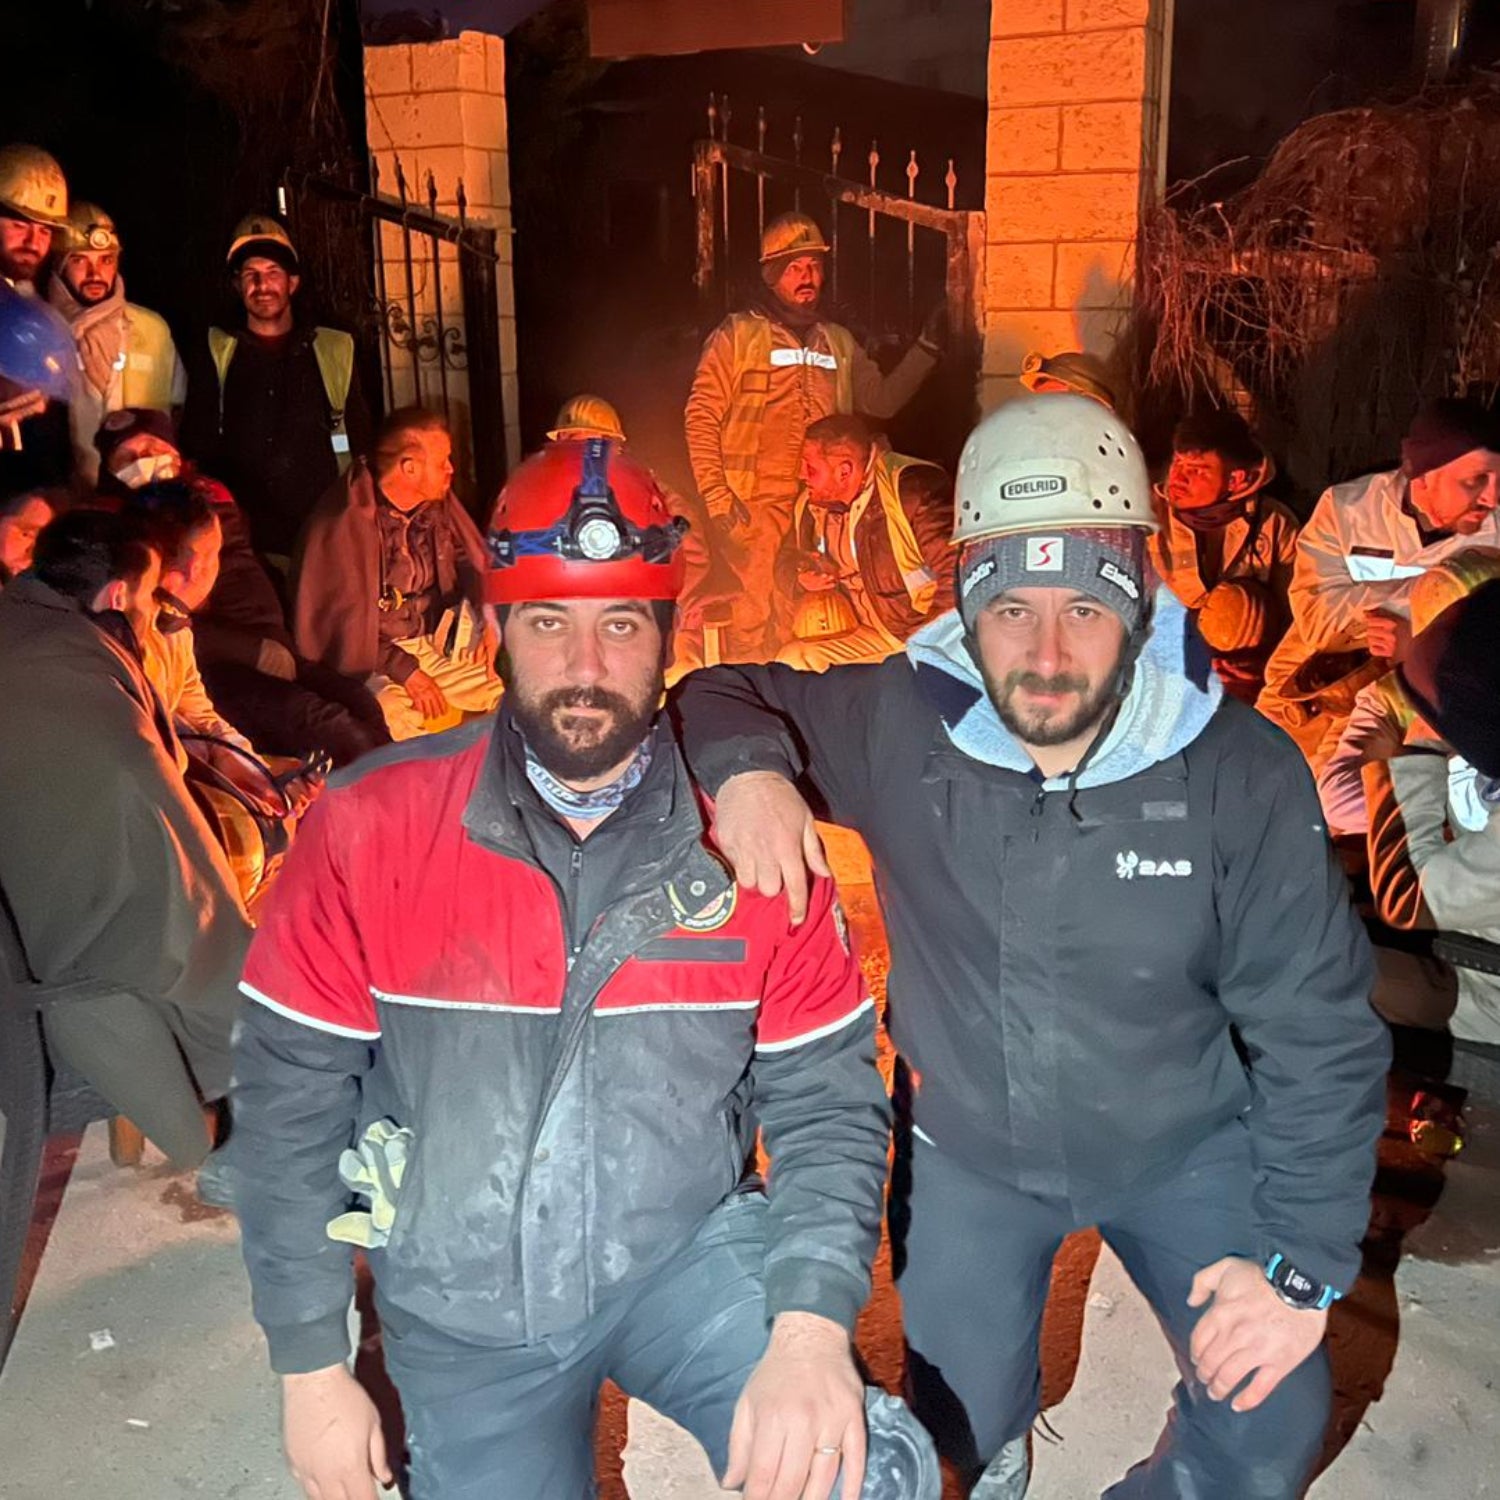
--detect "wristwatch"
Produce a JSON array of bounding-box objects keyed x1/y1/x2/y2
[{"x1": 1264, "y1": 1253, "x2": 1341, "y2": 1311}]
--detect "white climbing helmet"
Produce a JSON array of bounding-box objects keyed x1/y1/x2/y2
[{"x1": 952, "y1": 393, "x2": 1156, "y2": 546}]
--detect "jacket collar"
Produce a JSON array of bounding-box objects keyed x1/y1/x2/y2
[{"x1": 462, "y1": 706, "x2": 731, "y2": 904}]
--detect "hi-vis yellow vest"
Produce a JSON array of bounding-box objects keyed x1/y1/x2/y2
[
  {"x1": 719, "y1": 317, "x2": 857, "y2": 503},
  {"x1": 794, "y1": 450, "x2": 938, "y2": 615},
  {"x1": 207, "y1": 326, "x2": 355, "y2": 473}
]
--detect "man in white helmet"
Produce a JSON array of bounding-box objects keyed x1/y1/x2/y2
[
  {"x1": 673, "y1": 394, "x2": 1388, "y2": 1498},
  {"x1": 46, "y1": 201, "x2": 187, "y2": 481},
  {"x1": 685, "y1": 211, "x2": 940, "y2": 661}
]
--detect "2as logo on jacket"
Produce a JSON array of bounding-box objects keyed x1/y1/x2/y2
[{"x1": 1116, "y1": 850, "x2": 1193, "y2": 880}]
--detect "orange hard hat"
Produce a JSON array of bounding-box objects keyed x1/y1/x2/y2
[{"x1": 485, "y1": 439, "x2": 688, "y2": 604}]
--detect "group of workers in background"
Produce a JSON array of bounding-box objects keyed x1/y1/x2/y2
[{"x1": 2, "y1": 137, "x2": 1498, "y2": 1500}]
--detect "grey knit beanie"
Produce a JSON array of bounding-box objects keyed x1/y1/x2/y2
[{"x1": 958, "y1": 525, "x2": 1150, "y2": 636}]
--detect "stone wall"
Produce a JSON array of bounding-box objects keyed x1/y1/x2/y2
[
  {"x1": 365, "y1": 30, "x2": 521, "y2": 488},
  {"x1": 981, "y1": 0, "x2": 1174, "y2": 409}
]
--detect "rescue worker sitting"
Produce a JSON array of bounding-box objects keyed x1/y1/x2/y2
[
  {"x1": 97, "y1": 408, "x2": 390, "y2": 768},
  {"x1": 776, "y1": 414, "x2": 953, "y2": 672},
  {"x1": 685, "y1": 211, "x2": 939, "y2": 662},
  {"x1": 227, "y1": 437, "x2": 937, "y2": 1500},
  {"x1": 1258, "y1": 398, "x2": 1500, "y2": 772},
  {"x1": 292, "y1": 404, "x2": 501, "y2": 741},
  {"x1": 0, "y1": 507, "x2": 249, "y2": 1167},
  {"x1": 1318, "y1": 548, "x2": 1500, "y2": 839},
  {"x1": 1150, "y1": 408, "x2": 1299, "y2": 703},
  {"x1": 1017, "y1": 348, "x2": 1117, "y2": 408},
  {"x1": 1363, "y1": 580, "x2": 1500, "y2": 1090},
  {"x1": 45, "y1": 200, "x2": 185, "y2": 482},
  {"x1": 180, "y1": 214, "x2": 371, "y2": 563}
]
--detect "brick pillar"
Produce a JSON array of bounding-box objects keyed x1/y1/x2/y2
[
  {"x1": 365, "y1": 30, "x2": 522, "y2": 489},
  {"x1": 981, "y1": 0, "x2": 1173, "y2": 410}
]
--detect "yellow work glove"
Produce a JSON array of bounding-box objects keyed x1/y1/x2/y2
[{"x1": 326, "y1": 1119, "x2": 414, "y2": 1249}]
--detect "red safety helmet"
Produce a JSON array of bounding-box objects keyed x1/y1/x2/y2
[{"x1": 485, "y1": 439, "x2": 688, "y2": 604}]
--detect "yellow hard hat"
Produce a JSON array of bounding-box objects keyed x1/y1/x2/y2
[
  {"x1": 759, "y1": 212, "x2": 830, "y2": 265},
  {"x1": 1409, "y1": 547, "x2": 1500, "y2": 636},
  {"x1": 58, "y1": 201, "x2": 120, "y2": 257},
  {"x1": 0, "y1": 143, "x2": 69, "y2": 229},
  {"x1": 1196, "y1": 580, "x2": 1272, "y2": 653},
  {"x1": 1019, "y1": 350, "x2": 1118, "y2": 410},
  {"x1": 547, "y1": 393, "x2": 626, "y2": 445},
  {"x1": 791, "y1": 584, "x2": 860, "y2": 642},
  {"x1": 226, "y1": 213, "x2": 298, "y2": 271}
]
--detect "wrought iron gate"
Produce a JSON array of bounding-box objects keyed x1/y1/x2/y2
[
  {"x1": 694, "y1": 99, "x2": 980, "y2": 346},
  {"x1": 281, "y1": 166, "x2": 507, "y2": 509},
  {"x1": 691, "y1": 98, "x2": 983, "y2": 462}
]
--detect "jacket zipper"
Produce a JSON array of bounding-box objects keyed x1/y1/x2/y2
[{"x1": 566, "y1": 844, "x2": 584, "y2": 967}]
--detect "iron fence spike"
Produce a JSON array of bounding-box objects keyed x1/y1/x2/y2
[
  {"x1": 907, "y1": 149, "x2": 919, "y2": 198},
  {"x1": 831, "y1": 125, "x2": 842, "y2": 174},
  {"x1": 946, "y1": 157, "x2": 958, "y2": 211},
  {"x1": 758, "y1": 105, "x2": 766, "y2": 153}
]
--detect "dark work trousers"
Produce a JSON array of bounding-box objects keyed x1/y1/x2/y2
[
  {"x1": 381, "y1": 1191, "x2": 887, "y2": 1500},
  {"x1": 896, "y1": 1120, "x2": 1331, "y2": 1499},
  {"x1": 41, "y1": 983, "x2": 237, "y2": 1166},
  {"x1": 200, "y1": 658, "x2": 390, "y2": 768}
]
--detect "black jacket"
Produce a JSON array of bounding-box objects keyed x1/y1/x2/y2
[
  {"x1": 672, "y1": 622, "x2": 1389, "y2": 1292},
  {"x1": 180, "y1": 324, "x2": 372, "y2": 557}
]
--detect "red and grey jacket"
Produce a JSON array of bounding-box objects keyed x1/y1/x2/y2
[{"x1": 229, "y1": 712, "x2": 889, "y2": 1374}]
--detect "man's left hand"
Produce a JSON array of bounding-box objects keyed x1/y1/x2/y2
[
  {"x1": 1188, "y1": 1257, "x2": 1328, "y2": 1413},
  {"x1": 1363, "y1": 608, "x2": 1412, "y2": 663},
  {"x1": 722, "y1": 1312, "x2": 866, "y2": 1500}
]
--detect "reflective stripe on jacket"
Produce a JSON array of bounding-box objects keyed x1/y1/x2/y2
[
  {"x1": 230, "y1": 716, "x2": 889, "y2": 1371},
  {"x1": 1262, "y1": 468, "x2": 1500, "y2": 705}
]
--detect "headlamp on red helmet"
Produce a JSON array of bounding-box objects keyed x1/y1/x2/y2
[{"x1": 485, "y1": 439, "x2": 688, "y2": 603}]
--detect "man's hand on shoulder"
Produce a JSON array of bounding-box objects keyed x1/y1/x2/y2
[
  {"x1": 1188, "y1": 1257, "x2": 1328, "y2": 1412},
  {"x1": 714, "y1": 771, "x2": 829, "y2": 926},
  {"x1": 282, "y1": 1364, "x2": 393, "y2": 1500},
  {"x1": 723, "y1": 1311, "x2": 866, "y2": 1500}
]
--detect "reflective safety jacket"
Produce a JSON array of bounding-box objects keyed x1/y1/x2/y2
[
  {"x1": 230, "y1": 713, "x2": 889, "y2": 1373},
  {"x1": 685, "y1": 305, "x2": 935, "y2": 515},
  {"x1": 1261, "y1": 467, "x2": 1500, "y2": 708}
]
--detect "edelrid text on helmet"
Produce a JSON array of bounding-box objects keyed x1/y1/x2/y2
[
  {"x1": 485, "y1": 439, "x2": 688, "y2": 604},
  {"x1": 0, "y1": 144, "x2": 69, "y2": 230},
  {"x1": 953, "y1": 394, "x2": 1156, "y2": 547}
]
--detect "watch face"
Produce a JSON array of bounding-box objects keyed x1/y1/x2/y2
[{"x1": 1268, "y1": 1255, "x2": 1331, "y2": 1308}]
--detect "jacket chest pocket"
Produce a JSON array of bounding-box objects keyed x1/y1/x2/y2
[{"x1": 740, "y1": 370, "x2": 771, "y2": 394}]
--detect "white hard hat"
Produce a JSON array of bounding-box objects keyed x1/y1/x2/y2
[{"x1": 953, "y1": 394, "x2": 1156, "y2": 546}]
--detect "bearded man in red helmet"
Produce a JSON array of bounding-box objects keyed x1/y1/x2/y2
[{"x1": 226, "y1": 438, "x2": 937, "y2": 1500}]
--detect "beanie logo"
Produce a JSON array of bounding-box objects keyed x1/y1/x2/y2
[
  {"x1": 1001, "y1": 475, "x2": 1066, "y2": 502},
  {"x1": 960, "y1": 556, "x2": 996, "y2": 599},
  {"x1": 1097, "y1": 559, "x2": 1140, "y2": 600},
  {"x1": 1025, "y1": 537, "x2": 1064, "y2": 571}
]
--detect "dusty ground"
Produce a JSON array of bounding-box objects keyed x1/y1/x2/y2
[{"x1": 2, "y1": 864, "x2": 1497, "y2": 1498}]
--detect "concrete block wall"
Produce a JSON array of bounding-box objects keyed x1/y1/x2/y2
[
  {"x1": 365, "y1": 30, "x2": 521, "y2": 488},
  {"x1": 981, "y1": 0, "x2": 1173, "y2": 409}
]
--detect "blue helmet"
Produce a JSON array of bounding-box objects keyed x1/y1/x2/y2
[{"x1": 0, "y1": 281, "x2": 76, "y2": 401}]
